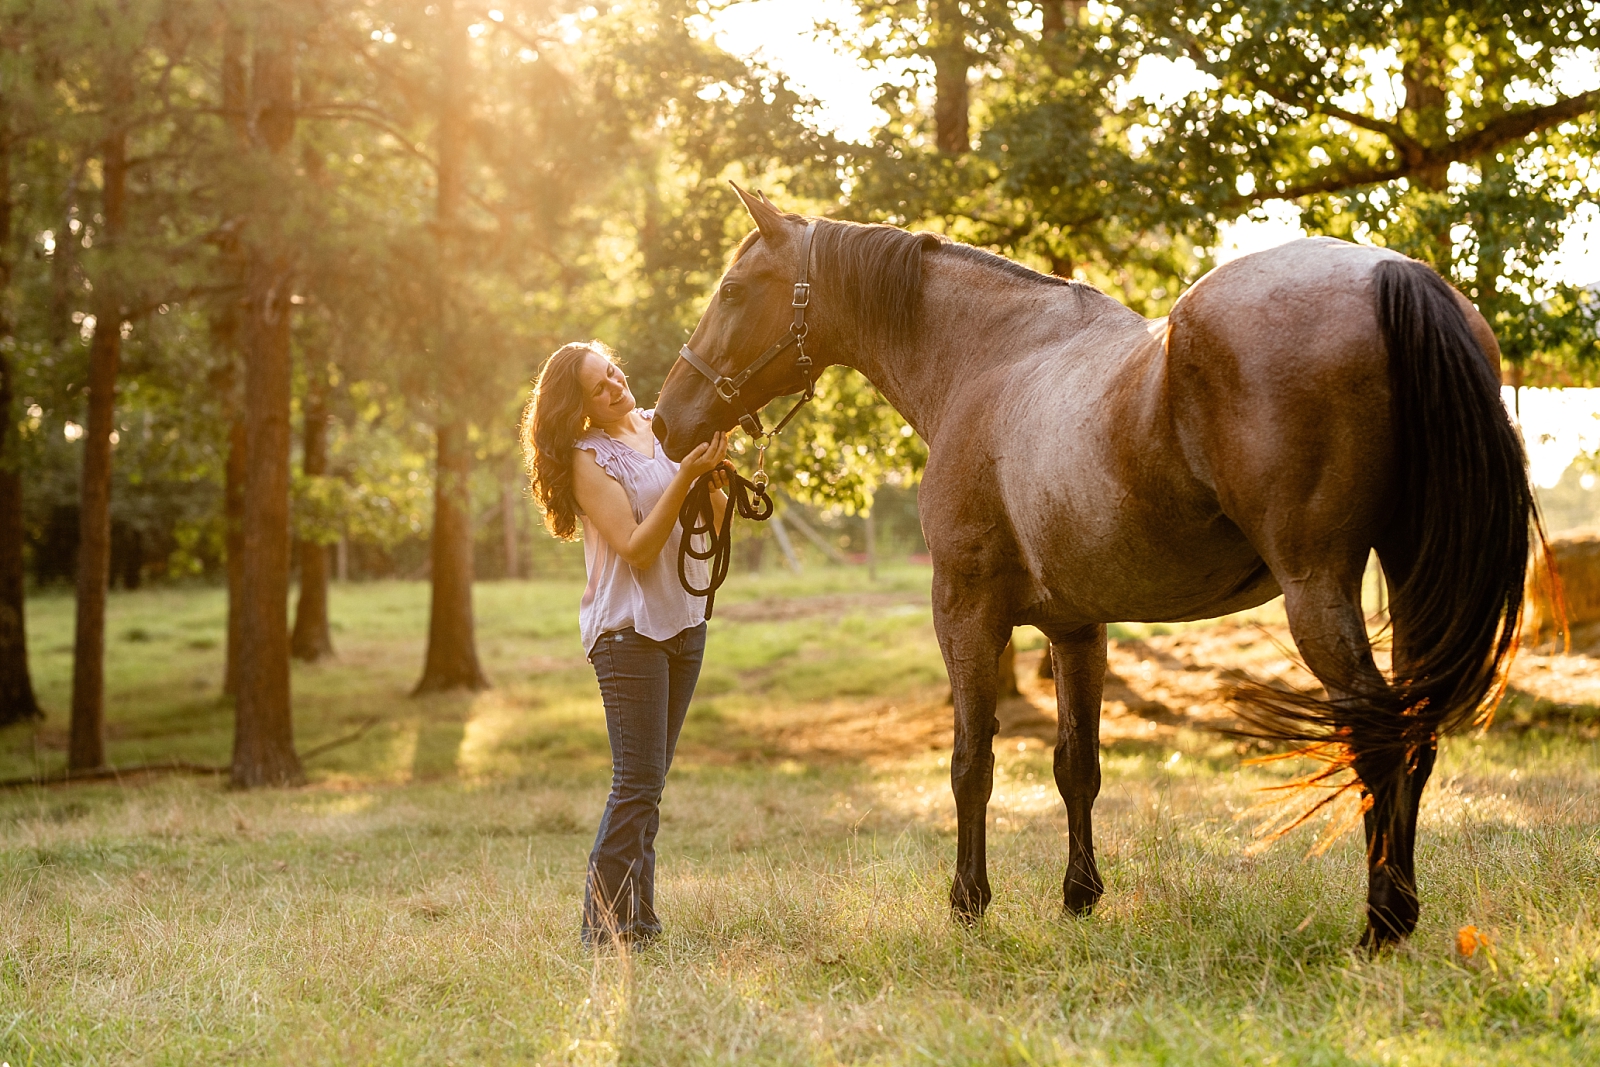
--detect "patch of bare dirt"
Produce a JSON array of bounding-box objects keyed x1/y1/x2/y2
[
  {"x1": 993, "y1": 618, "x2": 1320, "y2": 750},
  {"x1": 758, "y1": 690, "x2": 954, "y2": 766},
  {"x1": 1510, "y1": 650, "x2": 1600, "y2": 706}
]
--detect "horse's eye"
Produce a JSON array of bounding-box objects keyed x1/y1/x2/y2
[{"x1": 721, "y1": 284, "x2": 741, "y2": 303}]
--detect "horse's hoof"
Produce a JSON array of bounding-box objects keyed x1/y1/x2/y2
[
  {"x1": 1063, "y1": 871, "x2": 1103, "y2": 917},
  {"x1": 1360, "y1": 891, "x2": 1419, "y2": 952},
  {"x1": 1359, "y1": 919, "x2": 1411, "y2": 953},
  {"x1": 1063, "y1": 893, "x2": 1099, "y2": 918},
  {"x1": 950, "y1": 882, "x2": 991, "y2": 923}
]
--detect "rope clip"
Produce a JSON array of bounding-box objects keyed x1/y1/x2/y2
[{"x1": 752, "y1": 438, "x2": 770, "y2": 490}]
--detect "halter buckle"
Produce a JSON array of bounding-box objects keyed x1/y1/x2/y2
[{"x1": 792, "y1": 282, "x2": 811, "y2": 308}]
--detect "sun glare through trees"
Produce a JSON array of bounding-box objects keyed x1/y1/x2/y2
[{"x1": 1, "y1": 2, "x2": 1599, "y2": 1062}]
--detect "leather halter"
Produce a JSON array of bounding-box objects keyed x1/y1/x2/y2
[{"x1": 677, "y1": 219, "x2": 819, "y2": 440}]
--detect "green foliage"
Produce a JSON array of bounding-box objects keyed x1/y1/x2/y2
[
  {"x1": 1128, "y1": 1, "x2": 1600, "y2": 371},
  {"x1": 831, "y1": 1, "x2": 1599, "y2": 358},
  {"x1": 1, "y1": 0, "x2": 845, "y2": 578},
  {"x1": 832, "y1": 0, "x2": 1213, "y2": 312},
  {"x1": 754, "y1": 367, "x2": 926, "y2": 513}
]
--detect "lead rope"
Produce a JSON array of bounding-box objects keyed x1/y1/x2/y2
[{"x1": 677, "y1": 441, "x2": 775, "y2": 618}]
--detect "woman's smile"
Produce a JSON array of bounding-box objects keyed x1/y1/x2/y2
[{"x1": 579, "y1": 350, "x2": 637, "y2": 425}]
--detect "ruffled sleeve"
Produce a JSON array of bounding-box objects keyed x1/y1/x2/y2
[{"x1": 575, "y1": 432, "x2": 630, "y2": 483}]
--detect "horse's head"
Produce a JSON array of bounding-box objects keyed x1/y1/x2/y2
[{"x1": 654, "y1": 185, "x2": 818, "y2": 462}]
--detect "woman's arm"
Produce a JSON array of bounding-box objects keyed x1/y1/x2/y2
[{"x1": 573, "y1": 433, "x2": 728, "y2": 570}]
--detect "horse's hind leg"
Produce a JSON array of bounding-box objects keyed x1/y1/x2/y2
[
  {"x1": 1355, "y1": 548, "x2": 1437, "y2": 949},
  {"x1": 1272, "y1": 558, "x2": 1432, "y2": 948},
  {"x1": 931, "y1": 568, "x2": 1010, "y2": 921},
  {"x1": 1355, "y1": 735, "x2": 1436, "y2": 949},
  {"x1": 1046, "y1": 624, "x2": 1107, "y2": 915}
]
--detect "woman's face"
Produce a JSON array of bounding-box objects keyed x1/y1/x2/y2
[{"x1": 576, "y1": 350, "x2": 635, "y2": 426}]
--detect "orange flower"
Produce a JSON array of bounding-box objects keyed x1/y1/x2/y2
[{"x1": 1456, "y1": 925, "x2": 1489, "y2": 957}]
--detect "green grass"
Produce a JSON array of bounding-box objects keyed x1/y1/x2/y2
[{"x1": 1, "y1": 569, "x2": 1597, "y2": 1065}]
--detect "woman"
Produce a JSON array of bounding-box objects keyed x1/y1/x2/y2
[{"x1": 522, "y1": 339, "x2": 728, "y2": 946}]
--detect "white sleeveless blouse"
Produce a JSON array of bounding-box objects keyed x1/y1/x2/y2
[{"x1": 575, "y1": 411, "x2": 707, "y2": 657}]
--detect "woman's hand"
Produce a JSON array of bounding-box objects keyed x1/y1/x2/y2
[{"x1": 679, "y1": 432, "x2": 728, "y2": 482}]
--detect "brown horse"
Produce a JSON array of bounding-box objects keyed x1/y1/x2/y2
[{"x1": 653, "y1": 187, "x2": 1536, "y2": 949}]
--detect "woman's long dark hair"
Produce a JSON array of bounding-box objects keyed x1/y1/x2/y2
[{"x1": 521, "y1": 340, "x2": 616, "y2": 540}]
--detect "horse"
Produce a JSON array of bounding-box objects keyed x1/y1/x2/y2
[{"x1": 652, "y1": 186, "x2": 1537, "y2": 949}]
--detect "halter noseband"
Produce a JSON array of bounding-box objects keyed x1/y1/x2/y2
[{"x1": 676, "y1": 219, "x2": 819, "y2": 442}]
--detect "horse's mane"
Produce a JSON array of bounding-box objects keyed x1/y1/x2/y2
[{"x1": 735, "y1": 215, "x2": 1080, "y2": 348}]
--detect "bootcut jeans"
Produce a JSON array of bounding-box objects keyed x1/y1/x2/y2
[{"x1": 582, "y1": 622, "x2": 707, "y2": 945}]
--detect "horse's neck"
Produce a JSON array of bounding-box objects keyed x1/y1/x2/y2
[{"x1": 832, "y1": 257, "x2": 1101, "y2": 444}]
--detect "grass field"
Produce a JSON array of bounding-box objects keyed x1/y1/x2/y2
[{"x1": 1, "y1": 567, "x2": 1597, "y2": 1065}]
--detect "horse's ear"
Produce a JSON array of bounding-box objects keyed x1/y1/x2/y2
[{"x1": 731, "y1": 181, "x2": 789, "y2": 244}]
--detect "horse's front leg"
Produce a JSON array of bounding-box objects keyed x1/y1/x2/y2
[
  {"x1": 933, "y1": 573, "x2": 1009, "y2": 922},
  {"x1": 1047, "y1": 624, "x2": 1107, "y2": 915}
]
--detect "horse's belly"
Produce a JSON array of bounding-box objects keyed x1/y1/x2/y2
[
  {"x1": 1123, "y1": 561, "x2": 1281, "y2": 622},
  {"x1": 1022, "y1": 516, "x2": 1280, "y2": 627}
]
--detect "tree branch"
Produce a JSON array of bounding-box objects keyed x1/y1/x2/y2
[
  {"x1": 298, "y1": 102, "x2": 438, "y2": 173},
  {"x1": 1313, "y1": 102, "x2": 1413, "y2": 147},
  {"x1": 1446, "y1": 89, "x2": 1600, "y2": 161},
  {"x1": 1223, "y1": 89, "x2": 1600, "y2": 213},
  {"x1": 1263, "y1": 162, "x2": 1407, "y2": 203}
]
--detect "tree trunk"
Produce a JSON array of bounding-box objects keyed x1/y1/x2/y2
[
  {"x1": 930, "y1": 2, "x2": 970, "y2": 156},
  {"x1": 220, "y1": 14, "x2": 248, "y2": 700},
  {"x1": 864, "y1": 508, "x2": 877, "y2": 581},
  {"x1": 67, "y1": 115, "x2": 128, "y2": 772},
  {"x1": 1041, "y1": 1, "x2": 1083, "y2": 36},
  {"x1": 501, "y1": 481, "x2": 519, "y2": 580},
  {"x1": 291, "y1": 542, "x2": 331, "y2": 660},
  {"x1": 290, "y1": 376, "x2": 333, "y2": 661},
  {"x1": 415, "y1": 421, "x2": 487, "y2": 692},
  {"x1": 414, "y1": 4, "x2": 487, "y2": 694},
  {"x1": 0, "y1": 114, "x2": 42, "y2": 727},
  {"x1": 996, "y1": 638, "x2": 1019, "y2": 698},
  {"x1": 0, "y1": 455, "x2": 37, "y2": 727},
  {"x1": 116, "y1": 525, "x2": 142, "y2": 589},
  {"x1": 222, "y1": 414, "x2": 246, "y2": 697},
  {"x1": 47, "y1": 181, "x2": 77, "y2": 353},
  {"x1": 231, "y1": 12, "x2": 303, "y2": 788}
]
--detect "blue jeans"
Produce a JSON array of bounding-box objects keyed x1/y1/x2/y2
[{"x1": 583, "y1": 623, "x2": 707, "y2": 944}]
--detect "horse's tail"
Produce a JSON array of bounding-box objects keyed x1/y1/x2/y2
[
  {"x1": 1368, "y1": 257, "x2": 1541, "y2": 740},
  {"x1": 1232, "y1": 257, "x2": 1541, "y2": 812}
]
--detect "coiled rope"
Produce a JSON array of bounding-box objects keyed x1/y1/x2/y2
[{"x1": 677, "y1": 462, "x2": 773, "y2": 618}]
